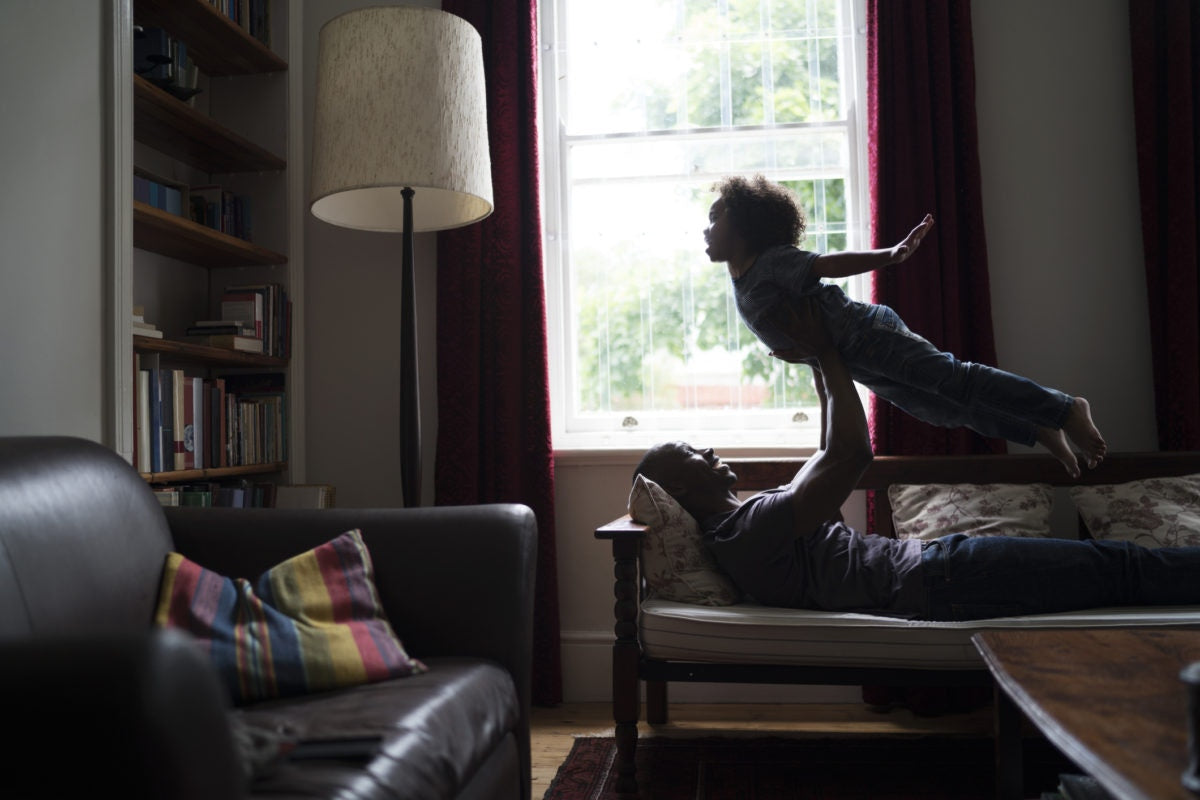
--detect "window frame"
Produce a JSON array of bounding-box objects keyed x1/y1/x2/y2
[{"x1": 538, "y1": 0, "x2": 871, "y2": 454}]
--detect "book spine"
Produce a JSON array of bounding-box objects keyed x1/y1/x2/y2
[
  {"x1": 172, "y1": 369, "x2": 186, "y2": 470},
  {"x1": 136, "y1": 368, "x2": 150, "y2": 474},
  {"x1": 158, "y1": 369, "x2": 173, "y2": 474},
  {"x1": 182, "y1": 375, "x2": 195, "y2": 470},
  {"x1": 192, "y1": 375, "x2": 205, "y2": 471}
]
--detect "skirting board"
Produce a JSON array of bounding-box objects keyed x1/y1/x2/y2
[{"x1": 561, "y1": 631, "x2": 861, "y2": 704}]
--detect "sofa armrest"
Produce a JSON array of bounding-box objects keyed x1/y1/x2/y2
[{"x1": 0, "y1": 628, "x2": 244, "y2": 799}]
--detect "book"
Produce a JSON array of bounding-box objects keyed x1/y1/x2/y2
[
  {"x1": 194, "y1": 376, "x2": 205, "y2": 469},
  {"x1": 186, "y1": 325, "x2": 256, "y2": 337},
  {"x1": 210, "y1": 378, "x2": 227, "y2": 468},
  {"x1": 215, "y1": 485, "x2": 246, "y2": 508},
  {"x1": 182, "y1": 376, "x2": 195, "y2": 470},
  {"x1": 153, "y1": 488, "x2": 181, "y2": 507},
  {"x1": 172, "y1": 369, "x2": 186, "y2": 470},
  {"x1": 188, "y1": 320, "x2": 256, "y2": 336},
  {"x1": 137, "y1": 369, "x2": 151, "y2": 473},
  {"x1": 192, "y1": 334, "x2": 264, "y2": 353},
  {"x1": 221, "y1": 290, "x2": 264, "y2": 339},
  {"x1": 158, "y1": 369, "x2": 173, "y2": 474},
  {"x1": 189, "y1": 184, "x2": 224, "y2": 230}
]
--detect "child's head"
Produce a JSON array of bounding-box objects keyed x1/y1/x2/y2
[{"x1": 712, "y1": 174, "x2": 806, "y2": 252}]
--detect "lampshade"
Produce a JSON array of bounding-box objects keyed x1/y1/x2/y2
[{"x1": 310, "y1": 6, "x2": 493, "y2": 232}]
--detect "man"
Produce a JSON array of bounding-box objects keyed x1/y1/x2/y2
[{"x1": 634, "y1": 298, "x2": 1200, "y2": 621}]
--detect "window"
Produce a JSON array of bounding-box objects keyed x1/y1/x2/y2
[{"x1": 540, "y1": 0, "x2": 868, "y2": 450}]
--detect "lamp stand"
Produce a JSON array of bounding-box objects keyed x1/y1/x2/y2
[{"x1": 400, "y1": 187, "x2": 420, "y2": 507}]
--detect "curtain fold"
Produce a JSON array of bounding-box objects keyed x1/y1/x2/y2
[
  {"x1": 863, "y1": 0, "x2": 998, "y2": 716},
  {"x1": 865, "y1": 0, "x2": 1004, "y2": 460},
  {"x1": 1130, "y1": 0, "x2": 1200, "y2": 451},
  {"x1": 436, "y1": 0, "x2": 563, "y2": 706}
]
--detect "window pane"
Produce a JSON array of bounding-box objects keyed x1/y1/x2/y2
[{"x1": 545, "y1": 0, "x2": 862, "y2": 443}]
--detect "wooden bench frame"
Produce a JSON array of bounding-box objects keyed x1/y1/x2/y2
[{"x1": 595, "y1": 451, "x2": 1200, "y2": 797}]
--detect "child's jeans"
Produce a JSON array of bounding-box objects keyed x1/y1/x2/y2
[{"x1": 842, "y1": 305, "x2": 1072, "y2": 445}]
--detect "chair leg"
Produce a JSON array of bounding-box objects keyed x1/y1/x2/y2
[
  {"x1": 611, "y1": 542, "x2": 641, "y2": 796},
  {"x1": 646, "y1": 679, "x2": 668, "y2": 724}
]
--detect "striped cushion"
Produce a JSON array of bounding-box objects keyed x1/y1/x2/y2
[{"x1": 155, "y1": 529, "x2": 426, "y2": 704}]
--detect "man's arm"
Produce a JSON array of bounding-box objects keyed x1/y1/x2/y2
[
  {"x1": 812, "y1": 214, "x2": 934, "y2": 279},
  {"x1": 767, "y1": 300, "x2": 872, "y2": 536}
]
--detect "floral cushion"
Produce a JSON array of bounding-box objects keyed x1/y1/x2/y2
[
  {"x1": 628, "y1": 475, "x2": 740, "y2": 606},
  {"x1": 888, "y1": 483, "x2": 1054, "y2": 540},
  {"x1": 1070, "y1": 474, "x2": 1200, "y2": 548}
]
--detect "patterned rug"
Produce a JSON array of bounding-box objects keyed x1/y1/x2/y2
[{"x1": 544, "y1": 734, "x2": 1071, "y2": 799}]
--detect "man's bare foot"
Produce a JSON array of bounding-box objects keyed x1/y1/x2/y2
[
  {"x1": 1037, "y1": 426, "x2": 1081, "y2": 478},
  {"x1": 1063, "y1": 397, "x2": 1106, "y2": 469}
]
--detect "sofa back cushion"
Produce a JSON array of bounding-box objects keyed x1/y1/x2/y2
[{"x1": 0, "y1": 436, "x2": 173, "y2": 637}]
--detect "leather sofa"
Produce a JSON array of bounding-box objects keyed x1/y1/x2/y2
[{"x1": 0, "y1": 436, "x2": 535, "y2": 800}]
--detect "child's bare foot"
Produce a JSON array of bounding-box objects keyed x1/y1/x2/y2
[
  {"x1": 1037, "y1": 426, "x2": 1081, "y2": 478},
  {"x1": 1063, "y1": 397, "x2": 1106, "y2": 469}
]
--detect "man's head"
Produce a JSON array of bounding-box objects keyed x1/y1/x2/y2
[
  {"x1": 632, "y1": 441, "x2": 740, "y2": 519},
  {"x1": 709, "y1": 174, "x2": 807, "y2": 255}
]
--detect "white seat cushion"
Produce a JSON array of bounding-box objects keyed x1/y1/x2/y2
[{"x1": 639, "y1": 598, "x2": 1200, "y2": 670}]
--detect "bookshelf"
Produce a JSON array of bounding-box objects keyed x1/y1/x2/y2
[{"x1": 131, "y1": 0, "x2": 297, "y2": 498}]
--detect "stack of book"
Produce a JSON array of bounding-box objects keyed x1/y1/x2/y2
[
  {"x1": 132, "y1": 305, "x2": 163, "y2": 339},
  {"x1": 186, "y1": 319, "x2": 262, "y2": 353},
  {"x1": 183, "y1": 282, "x2": 290, "y2": 358}
]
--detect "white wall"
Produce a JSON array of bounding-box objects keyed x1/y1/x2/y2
[
  {"x1": 0, "y1": 1, "x2": 111, "y2": 441},
  {"x1": 551, "y1": 0, "x2": 1161, "y2": 702},
  {"x1": 301, "y1": 0, "x2": 442, "y2": 508}
]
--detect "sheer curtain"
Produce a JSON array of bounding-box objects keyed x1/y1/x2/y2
[
  {"x1": 863, "y1": 0, "x2": 999, "y2": 715},
  {"x1": 435, "y1": 0, "x2": 562, "y2": 706},
  {"x1": 1131, "y1": 0, "x2": 1200, "y2": 451}
]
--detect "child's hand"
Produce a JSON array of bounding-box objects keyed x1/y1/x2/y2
[{"x1": 889, "y1": 213, "x2": 934, "y2": 264}]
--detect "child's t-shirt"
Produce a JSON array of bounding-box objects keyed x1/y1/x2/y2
[{"x1": 732, "y1": 244, "x2": 872, "y2": 353}]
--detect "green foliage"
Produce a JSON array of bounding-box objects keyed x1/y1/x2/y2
[{"x1": 567, "y1": 0, "x2": 851, "y2": 416}]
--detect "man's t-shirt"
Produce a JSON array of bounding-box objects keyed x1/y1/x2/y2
[{"x1": 701, "y1": 487, "x2": 926, "y2": 616}]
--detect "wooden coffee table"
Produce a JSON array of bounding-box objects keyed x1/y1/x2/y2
[{"x1": 973, "y1": 628, "x2": 1200, "y2": 800}]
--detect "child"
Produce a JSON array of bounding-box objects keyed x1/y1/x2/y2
[{"x1": 703, "y1": 173, "x2": 1106, "y2": 477}]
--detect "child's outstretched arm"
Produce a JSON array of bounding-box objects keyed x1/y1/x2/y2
[{"x1": 812, "y1": 214, "x2": 934, "y2": 279}]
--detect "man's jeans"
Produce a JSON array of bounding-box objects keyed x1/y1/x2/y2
[
  {"x1": 920, "y1": 533, "x2": 1200, "y2": 621},
  {"x1": 842, "y1": 305, "x2": 1072, "y2": 446}
]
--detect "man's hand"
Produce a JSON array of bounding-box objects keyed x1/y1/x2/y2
[
  {"x1": 888, "y1": 213, "x2": 934, "y2": 264},
  {"x1": 767, "y1": 297, "x2": 832, "y2": 363}
]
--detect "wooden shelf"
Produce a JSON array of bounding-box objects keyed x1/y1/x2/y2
[
  {"x1": 134, "y1": 334, "x2": 287, "y2": 368},
  {"x1": 134, "y1": 0, "x2": 286, "y2": 76},
  {"x1": 140, "y1": 461, "x2": 287, "y2": 484},
  {"x1": 134, "y1": 75, "x2": 285, "y2": 174},
  {"x1": 134, "y1": 202, "x2": 286, "y2": 267}
]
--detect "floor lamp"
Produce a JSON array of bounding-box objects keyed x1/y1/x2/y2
[{"x1": 310, "y1": 7, "x2": 493, "y2": 507}]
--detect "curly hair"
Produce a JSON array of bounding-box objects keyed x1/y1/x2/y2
[{"x1": 712, "y1": 174, "x2": 806, "y2": 251}]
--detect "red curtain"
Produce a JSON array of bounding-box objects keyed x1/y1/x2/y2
[
  {"x1": 865, "y1": 0, "x2": 1004, "y2": 460},
  {"x1": 863, "y1": 0, "x2": 998, "y2": 716},
  {"x1": 1130, "y1": 0, "x2": 1200, "y2": 451},
  {"x1": 436, "y1": 0, "x2": 563, "y2": 707}
]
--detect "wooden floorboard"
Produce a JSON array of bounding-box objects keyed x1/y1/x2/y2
[{"x1": 530, "y1": 702, "x2": 994, "y2": 799}]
